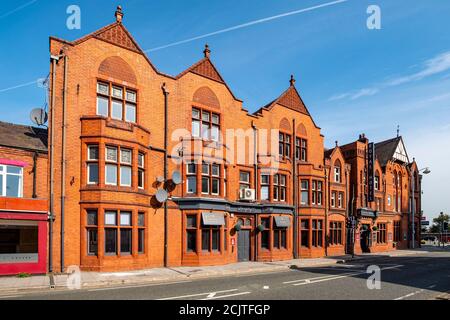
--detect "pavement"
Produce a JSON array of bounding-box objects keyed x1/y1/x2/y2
[{"x1": 0, "y1": 247, "x2": 443, "y2": 296}]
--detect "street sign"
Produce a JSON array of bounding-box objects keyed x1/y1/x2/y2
[{"x1": 421, "y1": 221, "x2": 430, "y2": 226}]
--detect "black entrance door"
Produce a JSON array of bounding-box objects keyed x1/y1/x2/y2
[
  {"x1": 360, "y1": 228, "x2": 371, "y2": 253},
  {"x1": 237, "y1": 230, "x2": 250, "y2": 262}
]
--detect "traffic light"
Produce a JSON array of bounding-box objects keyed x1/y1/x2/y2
[{"x1": 444, "y1": 222, "x2": 449, "y2": 231}]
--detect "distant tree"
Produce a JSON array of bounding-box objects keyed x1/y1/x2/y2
[
  {"x1": 429, "y1": 224, "x2": 440, "y2": 233},
  {"x1": 430, "y1": 213, "x2": 449, "y2": 233}
]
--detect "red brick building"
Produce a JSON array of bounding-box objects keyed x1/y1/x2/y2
[
  {"x1": 45, "y1": 7, "x2": 422, "y2": 273},
  {"x1": 0, "y1": 122, "x2": 48, "y2": 275}
]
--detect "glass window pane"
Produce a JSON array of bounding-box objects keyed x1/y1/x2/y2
[
  {"x1": 125, "y1": 103, "x2": 136, "y2": 123},
  {"x1": 138, "y1": 153, "x2": 145, "y2": 168},
  {"x1": 6, "y1": 174, "x2": 21, "y2": 197},
  {"x1": 87, "y1": 229, "x2": 98, "y2": 255},
  {"x1": 111, "y1": 100, "x2": 123, "y2": 120},
  {"x1": 126, "y1": 90, "x2": 136, "y2": 103},
  {"x1": 261, "y1": 186, "x2": 269, "y2": 201},
  {"x1": 87, "y1": 210, "x2": 98, "y2": 225},
  {"x1": 187, "y1": 215, "x2": 197, "y2": 228},
  {"x1": 6, "y1": 166, "x2": 21, "y2": 175},
  {"x1": 120, "y1": 212, "x2": 131, "y2": 226},
  {"x1": 138, "y1": 169, "x2": 144, "y2": 188},
  {"x1": 138, "y1": 229, "x2": 145, "y2": 253},
  {"x1": 105, "y1": 164, "x2": 117, "y2": 185},
  {"x1": 187, "y1": 163, "x2": 196, "y2": 174},
  {"x1": 261, "y1": 175, "x2": 269, "y2": 184},
  {"x1": 0, "y1": 175, "x2": 3, "y2": 196},
  {"x1": 120, "y1": 229, "x2": 132, "y2": 254},
  {"x1": 187, "y1": 230, "x2": 196, "y2": 252},
  {"x1": 202, "y1": 229, "x2": 210, "y2": 251},
  {"x1": 192, "y1": 120, "x2": 200, "y2": 137},
  {"x1": 105, "y1": 229, "x2": 117, "y2": 254},
  {"x1": 97, "y1": 96, "x2": 108, "y2": 116},
  {"x1": 112, "y1": 86, "x2": 123, "y2": 99},
  {"x1": 212, "y1": 229, "x2": 219, "y2": 251},
  {"x1": 202, "y1": 112, "x2": 210, "y2": 122},
  {"x1": 212, "y1": 164, "x2": 220, "y2": 177},
  {"x1": 202, "y1": 177, "x2": 209, "y2": 194},
  {"x1": 202, "y1": 163, "x2": 210, "y2": 175},
  {"x1": 212, "y1": 178, "x2": 219, "y2": 195},
  {"x1": 88, "y1": 146, "x2": 99, "y2": 160},
  {"x1": 106, "y1": 147, "x2": 118, "y2": 162},
  {"x1": 97, "y1": 82, "x2": 109, "y2": 95},
  {"x1": 212, "y1": 114, "x2": 220, "y2": 124},
  {"x1": 201, "y1": 123, "x2": 209, "y2": 139},
  {"x1": 187, "y1": 176, "x2": 197, "y2": 194},
  {"x1": 120, "y1": 149, "x2": 132, "y2": 164},
  {"x1": 192, "y1": 108, "x2": 200, "y2": 119},
  {"x1": 240, "y1": 172, "x2": 249, "y2": 183},
  {"x1": 105, "y1": 211, "x2": 117, "y2": 225},
  {"x1": 211, "y1": 125, "x2": 219, "y2": 142},
  {"x1": 138, "y1": 213, "x2": 145, "y2": 227},
  {"x1": 87, "y1": 163, "x2": 98, "y2": 184}
]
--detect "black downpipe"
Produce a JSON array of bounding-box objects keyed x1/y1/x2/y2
[
  {"x1": 60, "y1": 55, "x2": 68, "y2": 273},
  {"x1": 252, "y1": 122, "x2": 258, "y2": 262},
  {"x1": 162, "y1": 83, "x2": 169, "y2": 267},
  {"x1": 292, "y1": 119, "x2": 298, "y2": 259},
  {"x1": 32, "y1": 152, "x2": 38, "y2": 198}
]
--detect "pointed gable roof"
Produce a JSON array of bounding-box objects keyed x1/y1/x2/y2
[
  {"x1": 375, "y1": 136, "x2": 410, "y2": 167},
  {"x1": 256, "y1": 79, "x2": 311, "y2": 117}
]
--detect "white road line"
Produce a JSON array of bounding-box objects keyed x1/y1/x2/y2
[
  {"x1": 394, "y1": 289, "x2": 425, "y2": 300},
  {"x1": 201, "y1": 292, "x2": 251, "y2": 300},
  {"x1": 88, "y1": 280, "x2": 192, "y2": 292},
  {"x1": 285, "y1": 265, "x2": 403, "y2": 286},
  {"x1": 158, "y1": 289, "x2": 238, "y2": 300},
  {"x1": 0, "y1": 295, "x2": 21, "y2": 299}
]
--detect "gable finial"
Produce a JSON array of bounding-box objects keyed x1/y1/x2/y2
[
  {"x1": 335, "y1": 140, "x2": 339, "y2": 147},
  {"x1": 397, "y1": 125, "x2": 400, "y2": 138},
  {"x1": 290, "y1": 74, "x2": 296, "y2": 87},
  {"x1": 203, "y1": 44, "x2": 211, "y2": 58},
  {"x1": 115, "y1": 5, "x2": 124, "y2": 23}
]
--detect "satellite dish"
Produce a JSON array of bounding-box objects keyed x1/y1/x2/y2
[
  {"x1": 156, "y1": 176, "x2": 165, "y2": 183},
  {"x1": 155, "y1": 189, "x2": 168, "y2": 203},
  {"x1": 30, "y1": 108, "x2": 48, "y2": 126},
  {"x1": 172, "y1": 171, "x2": 182, "y2": 185}
]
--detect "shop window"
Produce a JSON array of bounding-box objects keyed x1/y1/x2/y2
[
  {"x1": 301, "y1": 220, "x2": 310, "y2": 248},
  {"x1": 312, "y1": 219, "x2": 323, "y2": 247},
  {"x1": 295, "y1": 138, "x2": 307, "y2": 161},
  {"x1": 329, "y1": 221, "x2": 343, "y2": 245},
  {"x1": 0, "y1": 165, "x2": 23, "y2": 198},
  {"x1": 300, "y1": 180, "x2": 309, "y2": 205},
  {"x1": 97, "y1": 82, "x2": 137, "y2": 123},
  {"x1": 86, "y1": 209, "x2": 98, "y2": 255},
  {"x1": 201, "y1": 224, "x2": 221, "y2": 253},
  {"x1": 377, "y1": 223, "x2": 387, "y2": 244},
  {"x1": 0, "y1": 225, "x2": 38, "y2": 258},
  {"x1": 273, "y1": 218, "x2": 287, "y2": 249},
  {"x1": 186, "y1": 215, "x2": 197, "y2": 253},
  {"x1": 260, "y1": 218, "x2": 271, "y2": 250},
  {"x1": 138, "y1": 212, "x2": 145, "y2": 254}
]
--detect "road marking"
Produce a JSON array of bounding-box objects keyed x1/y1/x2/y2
[
  {"x1": 158, "y1": 289, "x2": 239, "y2": 300},
  {"x1": 88, "y1": 280, "x2": 192, "y2": 292},
  {"x1": 285, "y1": 265, "x2": 403, "y2": 286},
  {"x1": 394, "y1": 289, "x2": 425, "y2": 300},
  {"x1": 0, "y1": 295, "x2": 21, "y2": 299},
  {"x1": 201, "y1": 292, "x2": 251, "y2": 300}
]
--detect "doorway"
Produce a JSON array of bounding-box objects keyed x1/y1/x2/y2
[
  {"x1": 237, "y1": 230, "x2": 251, "y2": 262},
  {"x1": 360, "y1": 225, "x2": 371, "y2": 253}
]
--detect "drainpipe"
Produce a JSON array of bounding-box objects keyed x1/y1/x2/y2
[
  {"x1": 60, "y1": 54, "x2": 68, "y2": 273},
  {"x1": 324, "y1": 168, "x2": 329, "y2": 257},
  {"x1": 251, "y1": 121, "x2": 258, "y2": 262},
  {"x1": 292, "y1": 119, "x2": 298, "y2": 259},
  {"x1": 32, "y1": 152, "x2": 38, "y2": 198},
  {"x1": 162, "y1": 83, "x2": 169, "y2": 267},
  {"x1": 48, "y1": 54, "x2": 61, "y2": 273},
  {"x1": 351, "y1": 184, "x2": 356, "y2": 258}
]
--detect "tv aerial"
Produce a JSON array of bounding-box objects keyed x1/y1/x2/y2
[{"x1": 30, "y1": 108, "x2": 48, "y2": 126}]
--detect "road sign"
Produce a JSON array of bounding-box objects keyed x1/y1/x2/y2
[{"x1": 421, "y1": 221, "x2": 430, "y2": 226}]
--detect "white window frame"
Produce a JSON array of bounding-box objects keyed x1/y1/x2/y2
[{"x1": 0, "y1": 165, "x2": 23, "y2": 198}]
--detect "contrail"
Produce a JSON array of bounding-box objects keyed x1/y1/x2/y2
[
  {"x1": 144, "y1": 0, "x2": 348, "y2": 53},
  {"x1": 0, "y1": 80, "x2": 39, "y2": 93},
  {"x1": 0, "y1": 0, "x2": 39, "y2": 20}
]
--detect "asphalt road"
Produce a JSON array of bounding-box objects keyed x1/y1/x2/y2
[{"x1": 1, "y1": 251, "x2": 449, "y2": 300}]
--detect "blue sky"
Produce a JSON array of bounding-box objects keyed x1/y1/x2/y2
[{"x1": 0, "y1": 0, "x2": 449, "y2": 220}]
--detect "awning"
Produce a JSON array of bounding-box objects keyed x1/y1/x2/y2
[
  {"x1": 202, "y1": 212, "x2": 226, "y2": 226},
  {"x1": 274, "y1": 216, "x2": 291, "y2": 228}
]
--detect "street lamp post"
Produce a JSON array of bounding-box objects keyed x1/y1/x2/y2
[{"x1": 410, "y1": 167, "x2": 430, "y2": 249}]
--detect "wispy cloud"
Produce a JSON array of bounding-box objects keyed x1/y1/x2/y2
[
  {"x1": 329, "y1": 50, "x2": 450, "y2": 101},
  {"x1": 0, "y1": 0, "x2": 39, "y2": 20},
  {"x1": 144, "y1": 0, "x2": 348, "y2": 52}
]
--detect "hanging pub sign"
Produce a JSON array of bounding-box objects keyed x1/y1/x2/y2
[{"x1": 367, "y1": 142, "x2": 375, "y2": 202}]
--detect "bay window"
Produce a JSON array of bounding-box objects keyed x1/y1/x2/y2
[
  {"x1": 120, "y1": 149, "x2": 132, "y2": 187},
  {"x1": 87, "y1": 145, "x2": 99, "y2": 185},
  {"x1": 105, "y1": 147, "x2": 118, "y2": 185},
  {"x1": 300, "y1": 180, "x2": 309, "y2": 205},
  {"x1": 86, "y1": 209, "x2": 98, "y2": 255},
  {"x1": 138, "y1": 152, "x2": 145, "y2": 189}
]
